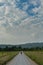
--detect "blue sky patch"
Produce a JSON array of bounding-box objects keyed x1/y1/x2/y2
[
  {"x1": 16, "y1": 0, "x2": 41, "y2": 16},
  {"x1": 0, "y1": 3, "x2": 5, "y2": 6}
]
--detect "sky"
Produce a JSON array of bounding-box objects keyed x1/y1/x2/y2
[{"x1": 0, "y1": 0, "x2": 43, "y2": 45}]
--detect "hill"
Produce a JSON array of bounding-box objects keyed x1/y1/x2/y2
[{"x1": 0, "y1": 43, "x2": 43, "y2": 51}]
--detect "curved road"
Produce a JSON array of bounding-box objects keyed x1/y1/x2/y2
[{"x1": 6, "y1": 52, "x2": 38, "y2": 65}]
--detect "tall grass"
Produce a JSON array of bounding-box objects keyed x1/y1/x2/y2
[
  {"x1": 25, "y1": 50, "x2": 43, "y2": 65},
  {"x1": 0, "y1": 51, "x2": 18, "y2": 65}
]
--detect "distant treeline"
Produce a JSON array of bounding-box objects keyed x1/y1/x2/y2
[{"x1": 0, "y1": 46, "x2": 43, "y2": 51}]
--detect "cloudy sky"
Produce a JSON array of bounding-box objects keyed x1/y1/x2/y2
[{"x1": 0, "y1": 0, "x2": 43, "y2": 45}]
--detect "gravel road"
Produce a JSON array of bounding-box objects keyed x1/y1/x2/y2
[{"x1": 6, "y1": 52, "x2": 38, "y2": 65}]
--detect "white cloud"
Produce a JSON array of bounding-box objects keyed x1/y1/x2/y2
[
  {"x1": 0, "y1": 6, "x2": 5, "y2": 19},
  {"x1": 0, "y1": 0, "x2": 43, "y2": 44},
  {"x1": 33, "y1": 7, "x2": 41, "y2": 13},
  {"x1": 22, "y1": 2, "x2": 29, "y2": 11},
  {"x1": 0, "y1": 0, "x2": 5, "y2": 2}
]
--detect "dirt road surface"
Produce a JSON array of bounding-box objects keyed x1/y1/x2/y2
[{"x1": 6, "y1": 52, "x2": 38, "y2": 65}]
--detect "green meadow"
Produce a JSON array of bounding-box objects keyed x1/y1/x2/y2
[
  {"x1": 0, "y1": 51, "x2": 18, "y2": 65},
  {"x1": 25, "y1": 50, "x2": 43, "y2": 65}
]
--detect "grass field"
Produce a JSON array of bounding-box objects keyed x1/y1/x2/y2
[
  {"x1": 24, "y1": 50, "x2": 43, "y2": 65},
  {"x1": 0, "y1": 51, "x2": 19, "y2": 65}
]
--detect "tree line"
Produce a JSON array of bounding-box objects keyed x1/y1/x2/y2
[{"x1": 0, "y1": 45, "x2": 43, "y2": 51}]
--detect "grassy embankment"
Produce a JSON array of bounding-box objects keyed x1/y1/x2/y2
[
  {"x1": 0, "y1": 51, "x2": 19, "y2": 65},
  {"x1": 24, "y1": 50, "x2": 43, "y2": 65}
]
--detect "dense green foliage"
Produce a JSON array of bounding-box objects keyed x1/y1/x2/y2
[{"x1": 0, "y1": 45, "x2": 43, "y2": 51}]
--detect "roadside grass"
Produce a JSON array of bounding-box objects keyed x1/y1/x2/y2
[
  {"x1": 0, "y1": 51, "x2": 19, "y2": 65},
  {"x1": 24, "y1": 50, "x2": 43, "y2": 65}
]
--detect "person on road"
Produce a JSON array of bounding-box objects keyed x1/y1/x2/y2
[{"x1": 21, "y1": 51, "x2": 22, "y2": 54}]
